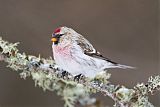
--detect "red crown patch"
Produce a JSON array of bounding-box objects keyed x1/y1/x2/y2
[{"x1": 54, "y1": 27, "x2": 61, "y2": 33}]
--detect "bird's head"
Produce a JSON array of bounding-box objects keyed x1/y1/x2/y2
[
  {"x1": 51, "y1": 27, "x2": 65, "y2": 45},
  {"x1": 51, "y1": 26, "x2": 76, "y2": 45}
]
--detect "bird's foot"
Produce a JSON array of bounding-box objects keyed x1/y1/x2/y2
[
  {"x1": 61, "y1": 71, "x2": 69, "y2": 79},
  {"x1": 74, "y1": 74, "x2": 84, "y2": 82}
]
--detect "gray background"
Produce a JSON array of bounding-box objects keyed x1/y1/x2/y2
[{"x1": 0, "y1": 0, "x2": 159, "y2": 106}]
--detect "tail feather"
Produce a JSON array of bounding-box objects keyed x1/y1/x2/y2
[
  {"x1": 105, "y1": 63, "x2": 135, "y2": 69},
  {"x1": 115, "y1": 64, "x2": 135, "y2": 69}
]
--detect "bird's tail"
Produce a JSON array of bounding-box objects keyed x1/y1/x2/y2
[
  {"x1": 106, "y1": 63, "x2": 135, "y2": 69},
  {"x1": 115, "y1": 64, "x2": 135, "y2": 69}
]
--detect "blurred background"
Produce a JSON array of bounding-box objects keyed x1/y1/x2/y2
[{"x1": 0, "y1": 0, "x2": 159, "y2": 106}]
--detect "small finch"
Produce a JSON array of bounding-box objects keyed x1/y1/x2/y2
[{"x1": 51, "y1": 26, "x2": 134, "y2": 78}]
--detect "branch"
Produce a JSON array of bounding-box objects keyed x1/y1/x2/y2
[{"x1": 0, "y1": 37, "x2": 159, "y2": 107}]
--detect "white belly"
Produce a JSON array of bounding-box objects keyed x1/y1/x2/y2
[{"x1": 55, "y1": 54, "x2": 83, "y2": 76}]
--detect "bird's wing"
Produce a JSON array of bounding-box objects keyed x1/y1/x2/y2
[{"x1": 76, "y1": 35, "x2": 118, "y2": 65}]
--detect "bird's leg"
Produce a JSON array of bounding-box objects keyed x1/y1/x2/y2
[{"x1": 74, "y1": 74, "x2": 84, "y2": 81}]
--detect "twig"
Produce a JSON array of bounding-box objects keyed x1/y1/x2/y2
[{"x1": 0, "y1": 37, "x2": 159, "y2": 107}]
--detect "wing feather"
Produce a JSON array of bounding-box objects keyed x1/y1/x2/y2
[{"x1": 76, "y1": 35, "x2": 118, "y2": 65}]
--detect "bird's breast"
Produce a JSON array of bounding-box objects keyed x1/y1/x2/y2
[{"x1": 53, "y1": 46, "x2": 71, "y2": 58}]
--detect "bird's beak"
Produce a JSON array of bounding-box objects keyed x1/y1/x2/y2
[{"x1": 51, "y1": 37, "x2": 57, "y2": 42}]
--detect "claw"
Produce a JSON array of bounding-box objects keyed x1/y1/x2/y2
[
  {"x1": 61, "y1": 71, "x2": 67, "y2": 78},
  {"x1": 74, "y1": 74, "x2": 84, "y2": 81}
]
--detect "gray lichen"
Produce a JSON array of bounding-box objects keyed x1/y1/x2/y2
[{"x1": 0, "y1": 37, "x2": 159, "y2": 107}]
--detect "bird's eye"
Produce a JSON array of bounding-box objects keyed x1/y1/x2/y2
[
  {"x1": 59, "y1": 34, "x2": 64, "y2": 37},
  {"x1": 52, "y1": 33, "x2": 64, "y2": 38}
]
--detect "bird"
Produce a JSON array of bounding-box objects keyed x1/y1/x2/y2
[{"x1": 51, "y1": 26, "x2": 134, "y2": 78}]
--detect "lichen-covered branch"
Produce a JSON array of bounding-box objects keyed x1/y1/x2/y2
[{"x1": 0, "y1": 37, "x2": 159, "y2": 107}]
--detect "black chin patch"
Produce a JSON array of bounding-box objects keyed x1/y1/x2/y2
[{"x1": 54, "y1": 41, "x2": 59, "y2": 45}]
